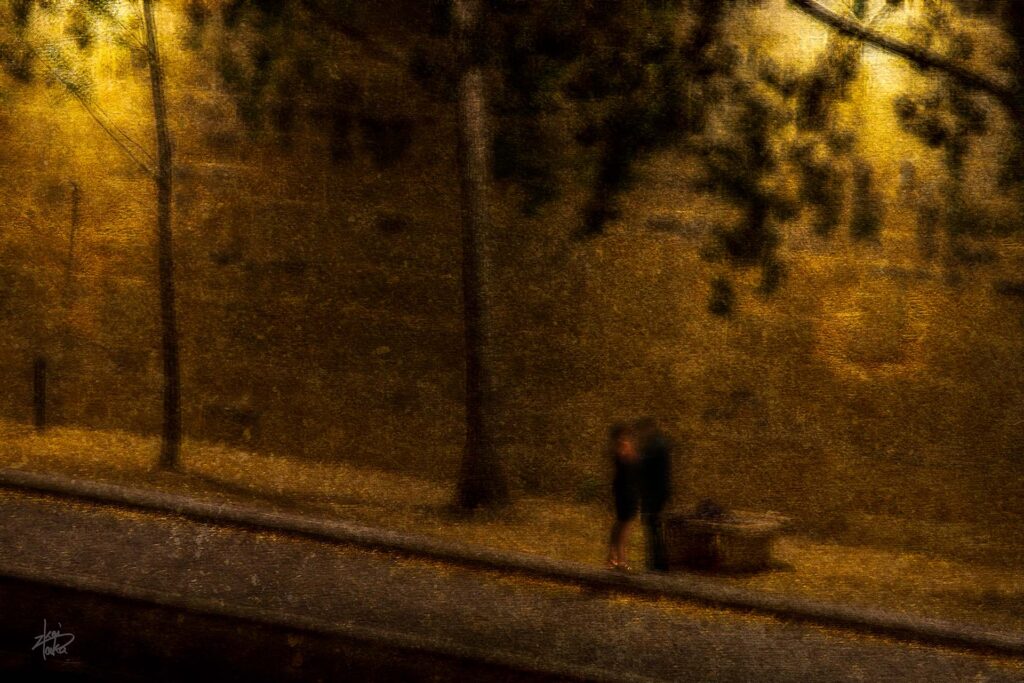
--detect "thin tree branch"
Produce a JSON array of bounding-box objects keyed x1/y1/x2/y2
[
  {"x1": 789, "y1": 0, "x2": 1019, "y2": 109},
  {"x1": 105, "y1": 12, "x2": 149, "y2": 55},
  {"x1": 297, "y1": 0, "x2": 404, "y2": 66},
  {"x1": 81, "y1": 3, "x2": 151, "y2": 55},
  {"x1": 20, "y1": 38, "x2": 157, "y2": 178},
  {"x1": 51, "y1": 70, "x2": 157, "y2": 177}
]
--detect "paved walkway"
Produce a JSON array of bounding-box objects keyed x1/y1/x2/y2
[
  {"x1": 1, "y1": 487, "x2": 1023, "y2": 682},
  {"x1": 1, "y1": 420, "x2": 1022, "y2": 649},
  {"x1": 2, "y1": 466, "x2": 1023, "y2": 659}
]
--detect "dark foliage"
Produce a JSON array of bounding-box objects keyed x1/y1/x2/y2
[
  {"x1": 327, "y1": 111, "x2": 354, "y2": 163},
  {"x1": 850, "y1": 159, "x2": 883, "y2": 242},
  {"x1": 11, "y1": 0, "x2": 32, "y2": 28},
  {"x1": 395, "y1": 0, "x2": 740, "y2": 226},
  {"x1": 190, "y1": 0, "x2": 381, "y2": 161},
  {"x1": 758, "y1": 258, "x2": 787, "y2": 297},
  {"x1": 796, "y1": 47, "x2": 859, "y2": 131},
  {"x1": 360, "y1": 117, "x2": 415, "y2": 169},
  {"x1": 790, "y1": 142, "x2": 845, "y2": 237},
  {"x1": 491, "y1": 121, "x2": 557, "y2": 214},
  {"x1": 0, "y1": 42, "x2": 33, "y2": 83},
  {"x1": 708, "y1": 276, "x2": 735, "y2": 317}
]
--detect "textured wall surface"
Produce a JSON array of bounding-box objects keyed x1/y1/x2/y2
[{"x1": 0, "y1": 0, "x2": 1021, "y2": 552}]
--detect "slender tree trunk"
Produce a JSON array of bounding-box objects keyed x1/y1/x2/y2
[
  {"x1": 1007, "y1": 2, "x2": 1024, "y2": 181},
  {"x1": 142, "y1": 0, "x2": 181, "y2": 471},
  {"x1": 60, "y1": 182, "x2": 80, "y2": 314},
  {"x1": 453, "y1": 0, "x2": 507, "y2": 510}
]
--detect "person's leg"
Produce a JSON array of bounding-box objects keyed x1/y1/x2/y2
[
  {"x1": 642, "y1": 511, "x2": 668, "y2": 571},
  {"x1": 649, "y1": 511, "x2": 668, "y2": 571},
  {"x1": 609, "y1": 517, "x2": 635, "y2": 568},
  {"x1": 617, "y1": 518, "x2": 635, "y2": 569},
  {"x1": 642, "y1": 513, "x2": 654, "y2": 570},
  {"x1": 607, "y1": 520, "x2": 623, "y2": 566}
]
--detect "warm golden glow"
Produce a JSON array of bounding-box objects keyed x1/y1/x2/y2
[{"x1": 0, "y1": 0, "x2": 1020, "y2": 560}]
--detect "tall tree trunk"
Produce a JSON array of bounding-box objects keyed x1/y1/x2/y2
[
  {"x1": 453, "y1": 0, "x2": 508, "y2": 510},
  {"x1": 1006, "y1": 2, "x2": 1024, "y2": 181},
  {"x1": 143, "y1": 0, "x2": 181, "y2": 471}
]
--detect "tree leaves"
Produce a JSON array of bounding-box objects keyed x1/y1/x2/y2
[
  {"x1": 708, "y1": 275, "x2": 735, "y2": 317},
  {"x1": 850, "y1": 159, "x2": 883, "y2": 242},
  {"x1": 0, "y1": 41, "x2": 34, "y2": 82},
  {"x1": 65, "y1": 7, "x2": 94, "y2": 49},
  {"x1": 40, "y1": 43, "x2": 92, "y2": 98},
  {"x1": 11, "y1": 0, "x2": 33, "y2": 28}
]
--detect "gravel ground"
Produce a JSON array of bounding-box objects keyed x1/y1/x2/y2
[
  {"x1": 0, "y1": 489, "x2": 1022, "y2": 682},
  {"x1": 2, "y1": 419, "x2": 1022, "y2": 640}
]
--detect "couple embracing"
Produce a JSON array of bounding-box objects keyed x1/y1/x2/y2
[{"x1": 606, "y1": 418, "x2": 672, "y2": 572}]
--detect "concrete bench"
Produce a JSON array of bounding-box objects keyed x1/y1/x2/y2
[{"x1": 664, "y1": 510, "x2": 790, "y2": 572}]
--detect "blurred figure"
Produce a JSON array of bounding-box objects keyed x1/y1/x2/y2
[
  {"x1": 606, "y1": 423, "x2": 640, "y2": 570},
  {"x1": 637, "y1": 418, "x2": 673, "y2": 571}
]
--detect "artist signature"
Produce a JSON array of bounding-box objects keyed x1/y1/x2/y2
[{"x1": 31, "y1": 619, "x2": 74, "y2": 660}]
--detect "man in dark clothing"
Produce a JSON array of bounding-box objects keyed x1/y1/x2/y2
[{"x1": 637, "y1": 418, "x2": 672, "y2": 571}]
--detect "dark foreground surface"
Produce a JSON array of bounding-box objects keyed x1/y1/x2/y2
[
  {"x1": 0, "y1": 488, "x2": 1022, "y2": 682},
  {"x1": 0, "y1": 576, "x2": 578, "y2": 682}
]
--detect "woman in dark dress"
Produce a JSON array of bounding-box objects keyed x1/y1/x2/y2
[{"x1": 606, "y1": 423, "x2": 640, "y2": 570}]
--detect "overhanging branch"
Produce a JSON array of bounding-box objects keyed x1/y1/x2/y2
[
  {"x1": 298, "y1": 0, "x2": 404, "y2": 67},
  {"x1": 790, "y1": 0, "x2": 1019, "y2": 110},
  {"x1": 15, "y1": 37, "x2": 157, "y2": 178}
]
